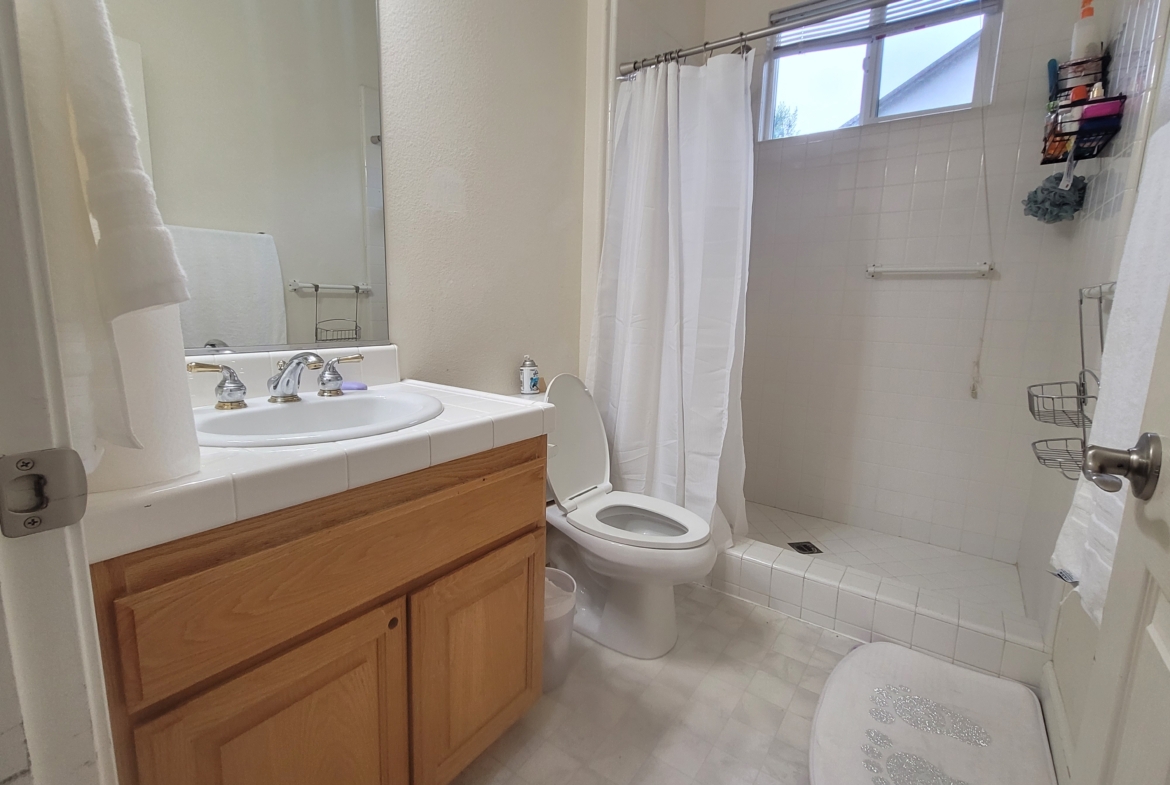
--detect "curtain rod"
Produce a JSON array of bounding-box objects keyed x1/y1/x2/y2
[
  {"x1": 616, "y1": 0, "x2": 997, "y2": 77},
  {"x1": 617, "y1": 0, "x2": 879, "y2": 76}
]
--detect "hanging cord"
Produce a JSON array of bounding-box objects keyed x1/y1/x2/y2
[{"x1": 969, "y1": 104, "x2": 997, "y2": 399}]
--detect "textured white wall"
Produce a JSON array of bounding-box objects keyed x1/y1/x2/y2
[
  {"x1": 381, "y1": 0, "x2": 587, "y2": 394},
  {"x1": 615, "y1": 0, "x2": 707, "y2": 67}
]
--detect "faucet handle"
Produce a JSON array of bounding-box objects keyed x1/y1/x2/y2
[
  {"x1": 318, "y1": 354, "x2": 364, "y2": 397},
  {"x1": 187, "y1": 363, "x2": 248, "y2": 410}
]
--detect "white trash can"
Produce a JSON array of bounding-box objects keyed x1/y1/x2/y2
[{"x1": 543, "y1": 568, "x2": 577, "y2": 693}]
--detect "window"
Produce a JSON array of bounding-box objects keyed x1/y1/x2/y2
[{"x1": 762, "y1": 0, "x2": 1001, "y2": 139}]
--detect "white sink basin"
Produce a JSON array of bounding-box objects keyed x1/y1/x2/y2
[{"x1": 194, "y1": 389, "x2": 444, "y2": 447}]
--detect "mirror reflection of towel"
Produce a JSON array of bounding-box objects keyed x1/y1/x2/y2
[{"x1": 170, "y1": 225, "x2": 287, "y2": 348}]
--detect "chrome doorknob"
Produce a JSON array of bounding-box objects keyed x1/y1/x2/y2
[{"x1": 1083, "y1": 432, "x2": 1162, "y2": 500}]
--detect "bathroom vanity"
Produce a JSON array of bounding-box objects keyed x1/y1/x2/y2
[
  {"x1": 84, "y1": 351, "x2": 553, "y2": 785},
  {"x1": 91, "y1": 436, "x2": 545, "y2": 785}
]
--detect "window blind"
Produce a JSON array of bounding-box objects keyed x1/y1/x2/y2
[{"x1": 770, "y1": 0, "x2": 1000, "y2": 53}]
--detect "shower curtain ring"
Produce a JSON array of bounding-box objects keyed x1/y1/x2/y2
[{"x1": 704, "y1": 43, "x2": 711, "y2": 66}]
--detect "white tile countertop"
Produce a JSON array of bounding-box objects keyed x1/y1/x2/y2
[{"x1": 82, "y1": 346, "x2": 554, "y2": 563}]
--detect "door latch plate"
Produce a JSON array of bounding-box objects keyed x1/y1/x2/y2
[{"x1": 0, "y1": 449, "x2": 87, "y2": 538}]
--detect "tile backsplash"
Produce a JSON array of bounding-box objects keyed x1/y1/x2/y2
[{"x1": 184, "y1": 344, "x2": 400, "y2": 407}]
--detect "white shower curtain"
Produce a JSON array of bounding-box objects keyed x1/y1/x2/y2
[{"x1": 586, "y1": 52, "x2": 755, "y2": 550}]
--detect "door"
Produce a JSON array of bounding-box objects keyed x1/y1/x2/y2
[
  {"x1": 0, "y1": 0, "x2": 109, "y2": 781},
  {"x1": 411, "y1": 531, "x2": 544, "y2": 785},
  {"x1": 1072, "y1": 295, "x2": 1170, "y2": 784},
  {"x1": 133, "y1": 599, "x2": 409, "y2": 785}
]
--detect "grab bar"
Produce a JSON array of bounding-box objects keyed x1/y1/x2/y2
[
  {"x1": 287, "y1": 280, "x2": 373, "y2": 293},
  {"x1": 866, "y1": 262, "x2": 992, "y2": 277}
]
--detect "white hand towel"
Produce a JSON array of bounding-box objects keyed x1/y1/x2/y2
[
  {"x1": 1051, "y1": 122, "x2": 1170, "y2": 624},
  {"x1": 171, "y1": 226, "x2": 287, "y2": 348},
  {"x1": 16, "y1": 0, "x2": 196, "y2": 484},
  {"x1": 52, "y1": 0, "x2": 188, "y2": 319}
]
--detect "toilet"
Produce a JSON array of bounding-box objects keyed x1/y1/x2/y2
[{"x1": 542, "y1": 374, "x2": 717, "y2": 659}]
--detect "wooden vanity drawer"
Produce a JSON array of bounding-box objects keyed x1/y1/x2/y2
[{"x1": 98, "y1": 438, "x2": 546, "y2": 716}]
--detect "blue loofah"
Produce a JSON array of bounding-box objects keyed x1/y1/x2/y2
[{"x1": 1023, "y1": 173, "x2": 1088, "y2": 223}]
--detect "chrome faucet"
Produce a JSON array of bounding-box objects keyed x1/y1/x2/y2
[
  {"x1": 317, "y1": 354, "x2": 364, "y2": 397},
  {"x1": 187, "y1": 363, "x2": 248, "y2": 409},
  {"x1": 267, "y1": 352, "x2": 324, "y2": 403}
]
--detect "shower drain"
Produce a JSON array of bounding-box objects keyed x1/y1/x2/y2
[{"x1": 788, "y1": 541, "x2": 822, "y2": 555}]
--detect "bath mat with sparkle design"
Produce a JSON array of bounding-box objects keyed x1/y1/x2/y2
[{"x1": 809, "y1": 642, "x2": 1057, "y2": 785}]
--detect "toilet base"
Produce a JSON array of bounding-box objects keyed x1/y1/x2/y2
[
  {"x1": 545, "y1": 526, "x2": 682, "y2": 659},
  {"x1": 576, "y1": 579, "x2": 677, "y2": 659}
]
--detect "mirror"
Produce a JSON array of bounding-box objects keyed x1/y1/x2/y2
[{"x1": 105, "y1": 0, "x2": 388, "y2": 351}]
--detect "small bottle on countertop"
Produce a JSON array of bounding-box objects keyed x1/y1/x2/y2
[{"x1": 520, "y1": 355, "x2": 540, "y2": 395}]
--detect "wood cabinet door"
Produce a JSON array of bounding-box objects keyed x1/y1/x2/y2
[
  {"x1": 411, "y1": 531, "x2": 545, "y2": 785},
  {"x1": 134, "y1": 598, "x2": 408, "y2": 785}
]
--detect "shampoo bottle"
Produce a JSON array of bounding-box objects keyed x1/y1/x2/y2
[{"x1": 1072, "y1": 0, "x2": 1103, "y2": 59}]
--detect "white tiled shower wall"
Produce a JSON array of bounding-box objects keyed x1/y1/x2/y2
[
  {"x1": 742, "y1": 0, "x2": 1167, "y2": 594},
  {"x1": 1018, "y1": 0, "x2": 1170, "y2": 629}
]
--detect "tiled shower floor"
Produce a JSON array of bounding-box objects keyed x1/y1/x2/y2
[{"x1": 746, "y1": 503, "x2": 1026, "y2": 618}]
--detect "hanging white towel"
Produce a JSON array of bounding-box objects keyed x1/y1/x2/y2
[
  {"x1": 16, "y1": 0, "x2": 196, "y2": 481},
  {"x1": 1051, "y1": 122, "x2": 1170, "y2": 624},
  {"x1": 171, "y1": 226, "x2": 287, "y2": 348}
]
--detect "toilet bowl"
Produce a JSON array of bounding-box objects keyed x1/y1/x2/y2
[{"x1": 543, "y1": 374, "x2": 716, "y2": 659}]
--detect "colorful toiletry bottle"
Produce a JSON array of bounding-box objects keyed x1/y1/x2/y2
[
  {"x1": 1072, "y1": 0, "x2": 1103, "y2": 59},
  {"x1": 520, "y1": 355, "x2": 540, "y2": 395}
]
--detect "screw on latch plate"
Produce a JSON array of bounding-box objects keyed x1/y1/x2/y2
[
  {"x1": 14, "y1": 459, "x2": 34, "y2": 471},
  {"x1": 23, "y1": 517, "x2": 41, "y2": 530}
]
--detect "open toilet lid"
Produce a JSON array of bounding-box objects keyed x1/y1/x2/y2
[{"x1": 545, "y1": 374, "x2": 610, "y2": 507}]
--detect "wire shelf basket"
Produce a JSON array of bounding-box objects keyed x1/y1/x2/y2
[
  {"x1": 1028, "y1": 381, "x2": 1092, "y2": 427},
  {"x1": 316, "y1": 319, "x2": 362, "y2": 343},
  {"x1": 1027, "y1": 370, "x2": 1099, "y2": 428},
  {"x1": 288, "y1": 281, "x2": 367, "y2": 344},
  {"x1": 1033, "y1": 438, "x2": 1085, "y2": 480},
  {"x1": 1028, "y1": 284, "x2": 1113, "y2": 480}
]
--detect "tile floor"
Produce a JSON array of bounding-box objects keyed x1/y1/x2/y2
[
  {"x1": 746, "y1": 503, "x2": 1026, "y2": 617},
  {"x1": 453, "y1": 585, "x2": 863, "y2": 785}
]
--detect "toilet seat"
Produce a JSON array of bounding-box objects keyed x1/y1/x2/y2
[
  {"x1": 545, "y1": 374, "x2": 710, "y2": 551},
  {"x1": 569, "y1": 491, "x2": 709, "y2": 550}
]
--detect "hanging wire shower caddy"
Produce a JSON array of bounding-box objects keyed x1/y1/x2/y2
[
  {"x1": 1029, "y1": 282, "x2": 1114, "y2": 479},
  {"x1": 287, "y1": 280, "x2": 372, "y2": 342}
]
